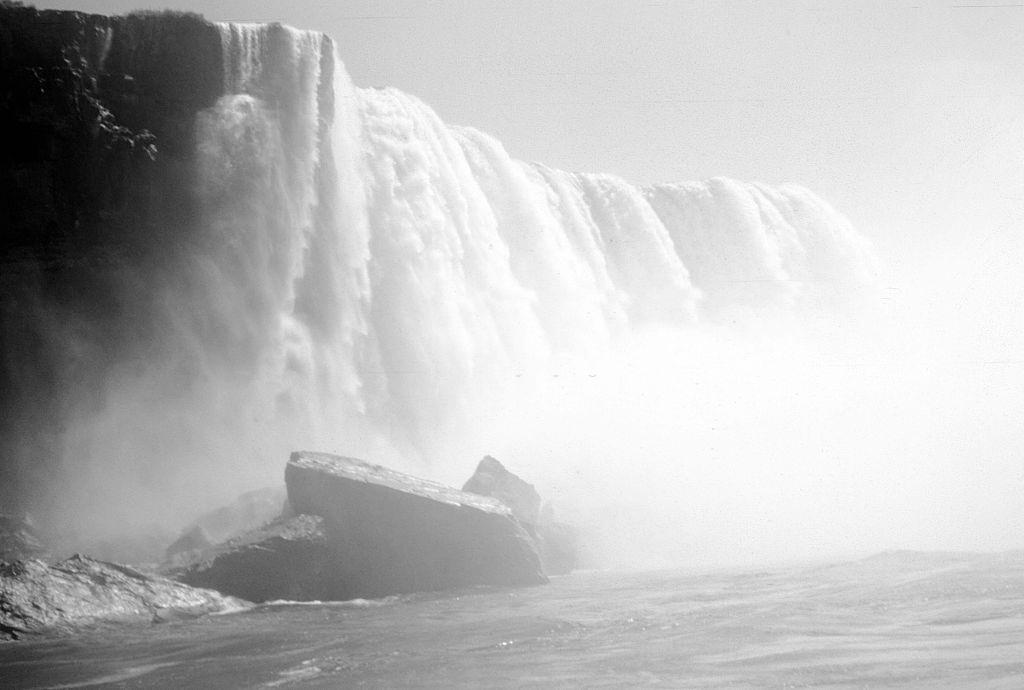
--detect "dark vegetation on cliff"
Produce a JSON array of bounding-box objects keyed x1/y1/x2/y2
[{"x1": 0, "y1": 5, "x2": 222, "y2": 518}]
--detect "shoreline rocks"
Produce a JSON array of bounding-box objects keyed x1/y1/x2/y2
[
  {"x1": 177, "y1": 453, "x2": 579, "y2": 605},
  {"x1": 1, "y1": 452, "x2": 570, "y2": 640},
  {"x1": 0, "y1": 555, "x2": 244, "y2": 641},
  {"x1": 174, "y1": 514, "x2": 340, "y2": 603},
  {"x1": 169, "y1": 454, "x2": 569, "y2": 603}
]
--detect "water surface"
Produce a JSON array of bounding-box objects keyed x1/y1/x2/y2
[{"x1": 4, "y1": 551, "x2": 1024, "y2": 687}]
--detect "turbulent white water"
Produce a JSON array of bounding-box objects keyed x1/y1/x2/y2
[{"x1": 47, "y1": 22, "x2": 875, "y2": 553}]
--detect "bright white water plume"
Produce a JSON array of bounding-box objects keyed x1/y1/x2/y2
[{"x1": 41, "y1": 22, "x2": 881, "y2": 563}]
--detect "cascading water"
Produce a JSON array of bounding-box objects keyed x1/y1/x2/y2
[{"x1": 2, "y1": 17, "x2": 876, "y2": 558}]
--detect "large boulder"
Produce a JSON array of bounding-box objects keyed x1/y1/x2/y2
[
  {"x1": 285, "y1": 451, "x2": 547, "y2": 598},
  {"x1": 175, "y1": 514, "x2": 339, "y2": 602},
  {"x1": 0, "y1": 555, "x2": 243, "y2": 640}
]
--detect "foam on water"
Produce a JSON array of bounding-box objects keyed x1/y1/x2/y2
[{"x1": 257, "y1": 596, "x2": 400, "y2": 609}]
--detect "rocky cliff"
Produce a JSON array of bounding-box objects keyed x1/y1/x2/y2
[{"x1": 1, "y1": 6, "x2": 224, "y2": 521}]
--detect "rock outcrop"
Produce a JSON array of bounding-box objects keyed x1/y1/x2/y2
[
  {"x1": 285, "y1": 451, "x2": 547, "y2": 598},
  {"x1": 0, "y1": 555, "x2": 243, "y2": 640},
  {"x1": 461, "y1": 456, "x2": 579, "y2": 576},
  {"x1": 174, "y1": 514, "x2": 339, "y2": 602},
  {"x1": 462, "y1": 455, "x2": 542, "y2": 525},
  {"x1": 0, "y1": 5, "x2": 224, "y2": 519}
]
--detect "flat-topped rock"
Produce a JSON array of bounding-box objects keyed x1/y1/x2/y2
[
  {"x1": 286, "y1": 451, "x2": 546, "y2": 598},
  {"x1": 289, "y1": 452, "x2": 511, "y2": 514}
]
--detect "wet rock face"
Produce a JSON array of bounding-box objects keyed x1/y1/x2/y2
[
  {"x1": 174, "y1": 514, "x2": 340, "y2": 603},
  {"x1": 0, "y1": 555, "x2": 242, "y2": 640},
  {"x1": 462, "y1": 455, "x2": 542, "y2": 526},
  {"x1": 285, "y1": 451, "x2": 547, "y2": 599}
]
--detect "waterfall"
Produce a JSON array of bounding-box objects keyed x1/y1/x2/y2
[
  {"x1": 1, "y1": 17, "x2": 876, "y2": 553},
  {"x1": 218, "y1": 28, "x2": 874, "y2": 458}
]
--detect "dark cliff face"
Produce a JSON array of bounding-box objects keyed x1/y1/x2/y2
[
  {"x1": 0, "y1": 6, "x2": 223, "y2": 520},
  {"x1": 0, "y1": 6, "x2": 222, "y2": 253}
]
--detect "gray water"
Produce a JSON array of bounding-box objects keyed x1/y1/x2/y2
[{"x1": 4, "y1": 550, "x2": 1024, "y2": 688}]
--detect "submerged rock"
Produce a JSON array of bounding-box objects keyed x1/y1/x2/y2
[
  {"x1": 462, "y1": 455, "x2": 542, "y2": 526},
  {"x1": 175, "y1": 514, "x2": 339, "y2": 602},
  {"x1": 0, "y1": 555, "x2": 243, "y2": 640},
  {"x1": 285, "y1": 451, "x2": 547, "y2": 598}
]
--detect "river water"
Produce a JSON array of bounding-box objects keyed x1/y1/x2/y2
[{"x1": 3, "y1": 550, "x2": 1024, "y2": 688}]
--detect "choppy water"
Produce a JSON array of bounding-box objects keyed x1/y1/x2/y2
[{"x1": 4, "y1": 550, "x2": 1024, "y2": 688}]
